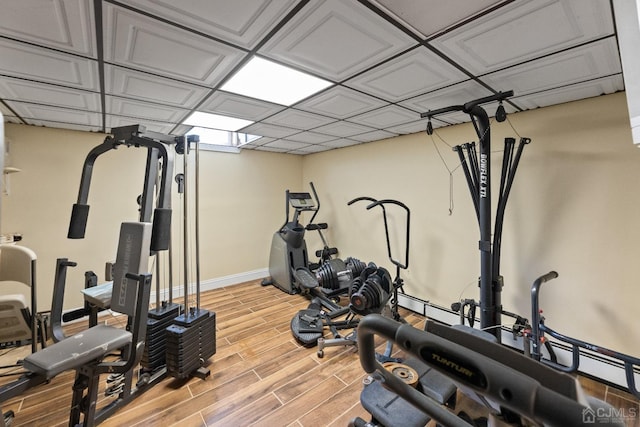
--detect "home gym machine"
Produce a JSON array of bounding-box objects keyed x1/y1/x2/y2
[
  {"x1": 422, "y1": 90, "x2": 531, "y2": 342},
  {"x1": 423, "y1": 92, "x2": 640, "y2": 398},
  {"x1": 263, "y1": 183, "x2": 365, "y2": 317},
  {"x1": 352, "y1": 314, "x2": 626, "y2": 427},
  {"x1": 0, "y1": 125, "x2": 215, "y2": 426},
  {"x1": 314, "y1": 197, "x2": 410, "y2": 358}
]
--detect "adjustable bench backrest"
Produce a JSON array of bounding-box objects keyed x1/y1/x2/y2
[
  {"x1": 110, "y1": 222, "x2": 152, "y2": 317},
  {"x1": 23, "y1": 222, "x2": 152, "y2": 379}
]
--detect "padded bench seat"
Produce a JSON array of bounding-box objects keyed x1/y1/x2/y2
[{"x1": 23, "y1": 324, "x2": 131, "y2": 379}]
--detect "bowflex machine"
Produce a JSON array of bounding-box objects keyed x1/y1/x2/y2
[
  {"x1": 422, "y1": 90, "x2": 526, "y2": 342},
  {"x1": 351, "y1": 92, "x2": 640, "y2": 425}
]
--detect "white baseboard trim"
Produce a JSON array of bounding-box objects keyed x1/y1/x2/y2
[
  {"x1": 63, "y1": 268, "x2": 269, "y2": 324},
  {"x1": 397, "y1": 293, "x2": 640, "y2": 394},
  {"x1": 150, "y1": 268, "x2": 269, "y2": 302}
]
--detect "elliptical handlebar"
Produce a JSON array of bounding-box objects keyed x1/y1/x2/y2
[
  {"x1": 348, "y1": 197, "x2": 410, "y2": 272},
  {"x1": 366, "y1": 199, "x2": 410, "y2": 271},
  {"x1": 308, "y1": 182, "x2": 320, "y2": 225}
]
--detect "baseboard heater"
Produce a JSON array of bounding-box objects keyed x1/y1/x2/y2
[{"x1": 397, "y1": 293, "x2": 640, "y2": 393}]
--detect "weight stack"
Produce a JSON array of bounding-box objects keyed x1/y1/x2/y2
[
  {"x1": 165, "y1": 309, "x2": 216, "y2": 379},
  {"x1": 141, "y1": 303, "x2": 181, "y2": 372}
]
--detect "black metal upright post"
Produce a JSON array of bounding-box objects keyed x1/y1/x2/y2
[{"x1": 465, "y1": 104, "x2": 498, "y2": 339}]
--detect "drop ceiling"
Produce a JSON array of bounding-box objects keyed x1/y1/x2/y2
[{"x1": 0, "y1": 0, "x2": 624, "y2": 155}]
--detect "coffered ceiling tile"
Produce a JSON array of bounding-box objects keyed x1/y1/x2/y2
[
  {"x1": 0, "y1": 78, "x2": 100, "y2": 112},
  {"x1": 1, "y1": 103, "x2": 15, "y2": 117},
  {"x1": 430, "y1": 0, "x2": 614, "y2": 74},
  {"x1": 2, "y1": 116, "x2": 23, "y2": 124},
  {"x1": 263, "y1": 139, "x2": 310, "y2": 150},
  {"x1": 375, "y1": 0, "x2": 504, "y2": 39},
  {"x1": 262, "y1": 109, "x2": 336, "y2": 130},
  {"x1": 255, "y1": 145, "x2": 288, "y2": 153},
  {"x1": 1, "y1": 102, "x2": 22, "y2": 123},
  {"x1": 124, "y1": 0, "x2": 298, "y2": 49},
  {"x1": 261, "y1": 0, "x2": 416, "y2": 81},
  {"x1": 322, "y1": 138, "x2": 361, "y2": 148},
  {"x1": 23, "y1": 119, "x2": 102, "y2": 132},
  {"x1": 291, "y1": 144, "x2": 333, "y2": 154},
  {"x1": 0, "y1": 39, "x2": 98, "y2": 90},
  {"x1": 239, "y1": 122, "x2": 299, "y2": 138},
  {"x1": 311, "y1": 121, "x2": 376, "y2": 138},
  {"x1": 0, "y1": 0, "x2": 95, "y2": 56},
  {"x1": 349, "y1": 130, "x2": 397, "y2": 142},
  {"x1": 170, "y1": 124, "x2": 192, "y2": 136},
  {"x1": 513, "y1": 75, "x2": 624, "y2": 110},
  {"x1": 295, "y1": 86, "x2": 388, "y2": 119},
  {"x1": 104, "y1": 65, "x2": 210, "y2": 108},
  {"x1": 103, "y1": 4, "x2": 246, "y2": 86},
  {"x1": 399, "y1": 80, "x2": 493, "y2": 114},
  {"x1": 7, "y1": 101, "x2": 101, "y2": 126},
  {"x1": 285, "y1": 131, "x2": 337, "y2": 144},
  {"x1": 106, "y1": 96, "x2": 188, "y2": 123},
  {"x1": 348, "y1": 105, "x2": 417, "y2": 128},
  {"x1": 482, "y1": 38, "x2": 621, "y2": 96},
  {"x1": 240, "y1": 137, "x2": 276, "y2": 148},
  {"x1": 106, "y1": 115, "x2": 177, "y2": 134},
  {"x1": 200, "y1": 91, "x2": 285, "y2": 121},
  {"x1": 251, "y1": 137, "x2": 276, "y2": 146},
  {"x1": 345, "y1": 47, "x2": 468, "y2": 102},
  {"x1": 387, "y1": 119, "x2": 430, "y2": 135}
]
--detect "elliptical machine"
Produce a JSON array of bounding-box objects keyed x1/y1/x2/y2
[{"x1": 262, "y1": 183, "x2": 364, "y2": 313}]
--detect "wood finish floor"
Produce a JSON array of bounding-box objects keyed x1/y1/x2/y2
[{"x1": 1, "y1": 279, "x2": 639, "y2": 426}]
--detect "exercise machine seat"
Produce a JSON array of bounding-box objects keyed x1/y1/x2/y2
[
  {"x1": 0, "y1": 245, "x2": 38, "y2": 353},
  {"x1": 23, "y1": 324, "x2": 132, "y2": 379}
]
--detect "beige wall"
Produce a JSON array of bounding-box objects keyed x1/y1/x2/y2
[
  {"x1": 2, "y1": 124, "x2": 302, "y2": 310},
  {"x1": 303, "y1": 92, "x2": 640, "y2": 356},
  {"x1": 3, "y1": 92, "x2": 639, "y2": 356}
]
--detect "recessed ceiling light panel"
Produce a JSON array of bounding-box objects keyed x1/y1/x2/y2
[{"x1": 221, "y1": 57, "x2": 333, "y2": 106}]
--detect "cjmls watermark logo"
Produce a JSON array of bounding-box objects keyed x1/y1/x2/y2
[{"x1": 582, "y1": 406, "x2": 638, "y2": 424}]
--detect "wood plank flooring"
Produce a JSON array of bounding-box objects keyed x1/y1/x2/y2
[{"x1": 1, "y1": 279, "x2": 639, "y2": 426}]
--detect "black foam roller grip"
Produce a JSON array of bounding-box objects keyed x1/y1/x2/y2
[
  {"x1": 151, "y1": 208, "x2": 171, "y2": 251},
  {"x1": 68, "y1": 203, "x2": 90, "y2": 239}
]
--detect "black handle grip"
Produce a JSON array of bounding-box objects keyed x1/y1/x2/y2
[
  {"x1": 68, "y1": 203, "x2": 90, "y2": 239},
  {"x1": 537, "y1": 271, "x2": 559, "y2": 284}
]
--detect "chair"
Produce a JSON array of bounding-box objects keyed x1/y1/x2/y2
[{"x1": 0, "y1": 244, "x2": 39, "y2": 354}]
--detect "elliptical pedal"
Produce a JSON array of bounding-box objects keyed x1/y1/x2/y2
[
  {"x1": 290, "y1": 298, "x2": 324, "y2": 347},
  {"x1": 294, "y1": 267, "x2": 319, "y2": 289}
]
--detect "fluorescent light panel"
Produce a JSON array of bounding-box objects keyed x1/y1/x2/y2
[
  {"x1": 183, "y1": 111, "x2": 253, "y2": 132},
  {"x1": 221, "y1": 57, "x2": 333, "y2": 106}
]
